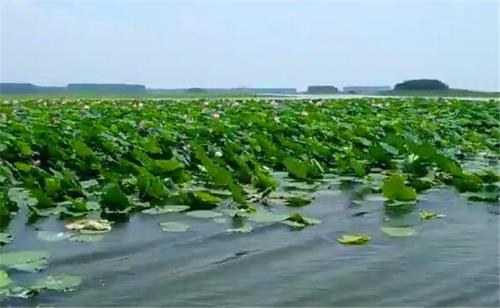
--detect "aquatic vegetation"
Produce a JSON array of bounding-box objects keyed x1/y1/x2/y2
[
  {"x1": 248, "y1": 209, "x2": 287, "y2": 223},
  {"x1": 283, "y1": 212, "x2": 321, "y2": 228},
  {"x1": 0, "y1": 270, "x2": 11, "y2": 294},
  {"x1": 142, "y1": 205, "x2": 189, "y2": 214},
  {"x1": 0, "y1": 97, "x2": 497, "y2": 228},
  {"x1": 0, "y1": 97, "x2": 497, "y2": 238},
  {"x1": 0, "y1": 261, "x2": 80, "y2": 298},
  {"x1": 419, "y1": 210, "x2": 445, "y2": 220},
  {"x1": 382, "y1": 174, "x2": 418, "y2": 202},
  {"x1": 0, "y1": 250, "x2": 50, "y2": 272},
  {"x1": 337, "y1": 234, "x2": 371, "y2": 245},
  {"x1": 381, "y1": 227, "x2": 418, "y2": 237},
  {"x1": 0, "y1": 232, "x2": 12, "y2": 245},
  {"x1": 32, "y1": 275, "x2": 81, "y2": 292},
  {"x1": 186, "y1": 210, "x2": 223, "y2": 218},
  {"x1": 0, "y1": 97, "x2": 498, "y2": 300},
  {"x1": 285, "y1": 195, "x2": 313, "y2": 207}
]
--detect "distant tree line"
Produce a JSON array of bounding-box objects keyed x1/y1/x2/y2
[
  {"x1": 304, "y1": 79, "x2": 450, "y2": 94},
  {"x1": 185, "y1": 88, "x2": 208, "y2": 94},
  {"x1": 394, "y1": 79, "x2": 449, "y2": 91},
  {"x1": 0, "y1": 83, "x2": 299, "y2": 95},
  {"x1": 306, "y1": 85, "x2": 338, "y2": 94},
  {"x1": 0, "y1": 83, "x2": 39, "y2": 94},
  {"x1": 1, "y1": 79, "x2": 453, "y2": 95},
  {"x1": 67, "y1": 84, "x2": 146, "y2": 94},
  {"x1": 0, "y1": 83, "x2": 146, "y2": 94}
]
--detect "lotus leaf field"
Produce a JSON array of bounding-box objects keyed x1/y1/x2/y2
[{"x1": 0, "y1": 97, "x2": 499, "y2": 300}]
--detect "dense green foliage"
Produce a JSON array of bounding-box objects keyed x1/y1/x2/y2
[
  {"x1": 0, "y1": 97, "x2": 498, "y2": 300},
  {"x1": 0, "y1": 98, "x2": 498, "y2": 228}
]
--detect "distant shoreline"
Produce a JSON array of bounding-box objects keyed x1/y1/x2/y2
[
  {"x1": 2, "y1": 81, "x2": 499, "y2": 100},
  {"x1": 1, "y1": 89, "x2": 498, "y2": 100},
  {"x1": 1, "y1": 82, "x2": 498, "y2": 99}
]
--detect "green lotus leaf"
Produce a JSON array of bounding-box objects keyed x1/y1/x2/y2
[
  {"x1": 248, "y1": 210, "x2": 287, "y2": 223},
  {"x1": 284, "y1": 212, "x2": 321, "y2": 229},
  {"x1": 32, "y1": 275, "x2": 82, "y2": 292},
  {"x1": 0, "y1": 269, "x2": 12, "y2": 292},
  {"x1": 381, "y1": 226, "x2": 418, "y2": 237},
  {"x1": 285, "y1": 195, "x2": 312, "y2": 207},
  {"x1": 101, "y1": 183, "x2": 130, "y2": 211},
  {"x1": 142, "y1": 205, "x2": 190, "y2": 215},
  {"x1": 382, "y1": 174, "x2": 418, "y2": 201},
  {"x1": 186, "y1": 210, "x2": 223, "y2": 218},
  {"x1": 0, "y1": 232, "x2": 13, "y2": 245},
  {"x1": 0, "y1": 250, "x2": 50, "y2": 272},
  {"x1": 337, "y1": 234, "x2": 370, "y2": 245}
]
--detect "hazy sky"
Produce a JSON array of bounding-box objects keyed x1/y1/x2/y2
[{"x1": 0, "y1": 0, "x2": 498, "y2": 91}]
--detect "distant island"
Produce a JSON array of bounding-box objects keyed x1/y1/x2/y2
[
  {"x1": 380, "y1": 79, "x2": 498, "y2": 98},
  {"x1": 306, "y1": 85, "x2": 338, "y2": 94},
  {"x1": 394, "y1": 79, "x2": 449, "y2": 91}
]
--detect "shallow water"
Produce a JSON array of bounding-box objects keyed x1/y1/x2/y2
[{"x1": 1, "y1": 185, "x2": 499, "y2": 307}]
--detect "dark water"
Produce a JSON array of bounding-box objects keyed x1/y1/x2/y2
[{"x1": 2, "y1": 185, "x2": 499, "y2": 307}]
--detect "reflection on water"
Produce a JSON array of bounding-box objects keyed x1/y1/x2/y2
[{"x1": 1, "y1": 186, "x2": 499, "y2": 307}]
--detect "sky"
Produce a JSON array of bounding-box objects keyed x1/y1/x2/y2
[{"x1": 0, "y1": 0, "x2": 498, "y2": 91}]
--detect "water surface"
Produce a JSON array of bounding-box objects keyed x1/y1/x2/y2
[{"x1": 2, "y1": 185, "x2": 498, "y2": 307}]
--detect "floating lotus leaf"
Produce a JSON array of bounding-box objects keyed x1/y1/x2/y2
[
  {"x1": 337, "y1": 234, "x2": 371, "y2": 245},
  {"x1": 381, "y1": 226, "x2": 418, "y2": 237},
  {"x1": 186, "y1": 210, "x2": 223, "y2": 218}
]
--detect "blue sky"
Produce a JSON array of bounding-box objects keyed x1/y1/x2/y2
[{"x1": 0, "y1": 0, "x2": 498, "y2": 91}]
